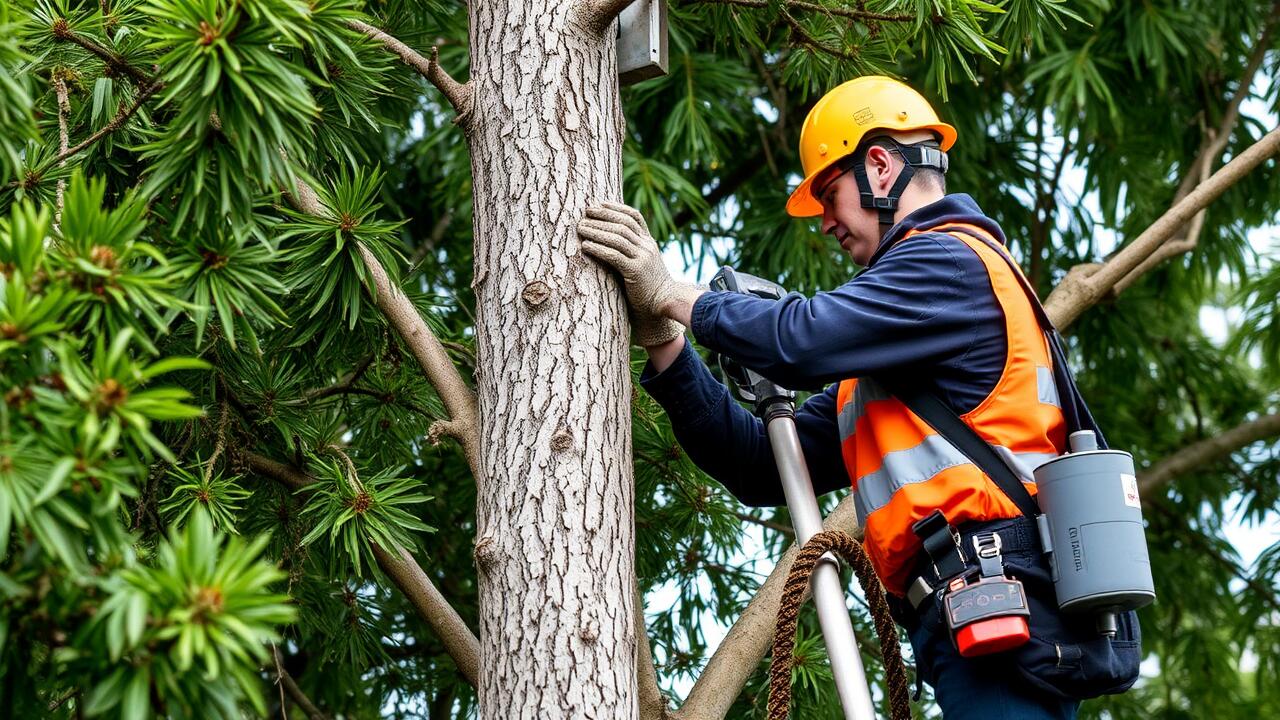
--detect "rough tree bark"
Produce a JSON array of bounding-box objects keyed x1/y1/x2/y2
[{"x1": 467, "y1": 1, "x2": 637, "y2": 716}]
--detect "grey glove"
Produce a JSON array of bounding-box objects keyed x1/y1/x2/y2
[{"x1": 577, "y1": 202, "x2": 685, "y2": 347}]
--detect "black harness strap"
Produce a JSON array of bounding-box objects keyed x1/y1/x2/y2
[
  {"x1": 820, "y1": 138, "x2": 949, "y2": 241},
  {"x1": 879, "y1": 375, "x2": 1042, "y2": 519}
]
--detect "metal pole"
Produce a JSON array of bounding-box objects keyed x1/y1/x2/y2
[{"x1": 767, "y1": 415, "x2": 878, "y2": 720}]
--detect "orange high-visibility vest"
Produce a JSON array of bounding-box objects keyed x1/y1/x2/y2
[{"x1": 836, "y1": 223, "x2": 1066, "y2": 596}]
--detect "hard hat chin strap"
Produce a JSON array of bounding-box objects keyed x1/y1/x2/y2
[{"x1": 847, "y1": 139, "x2": 949, "y2": 239}]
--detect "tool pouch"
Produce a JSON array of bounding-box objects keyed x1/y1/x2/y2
[
  {"x1": 912, "y1": 516, "x2": 1141, "y2": 700},
  {"x1": 1000, "y1": 549, "x2": 1143, "y2": 700}
]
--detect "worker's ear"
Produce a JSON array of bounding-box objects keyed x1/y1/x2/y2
[{"x1": 864, "y1": 145, "x2": 896, "y2": 193}]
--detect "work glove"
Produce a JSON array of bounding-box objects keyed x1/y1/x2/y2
[{"x1": 577, "y1": 201, "x2": 685, "y2": 347}]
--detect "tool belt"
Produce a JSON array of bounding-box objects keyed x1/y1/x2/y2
[
  {"x1": 902, "y1": 513, "x2": 1042, "y2": 614},
  {"x1": 892, "y1": 514, "x2": 1141, "y2": 701}
]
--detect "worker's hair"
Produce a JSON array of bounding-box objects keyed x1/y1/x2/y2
[{"x1": 912, "y1": 166, "x2": 947, "y2": 193}]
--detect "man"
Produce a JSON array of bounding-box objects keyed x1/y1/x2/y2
[{"x1": 577, "y1": 76, "x2": 1137, "y2": 719}]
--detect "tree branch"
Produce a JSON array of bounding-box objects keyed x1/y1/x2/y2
[
  {"x1": 53, "y1": 74, "x2": 71, "y2": 224},
  {"x1": 778, "y1": 7, "x2": 858, "y2": 60},
  {"x1": 1178, "y1": 0, "x2": 1279, "y2": 208},
  {"x1": 306, "y1": 352, "x2": 377, "y2": 400},
  {"x1": 243, "y1": 450, "x2": 482, "y2": 685},
  {"x1": 56, "y1": 82, "x2": 160, "y2": 163},
  {"x1": 636, "y1": 585, "x2": 671, "y2": 720},
  {"x1": 57, "y1": 18, "x2": 483, "y2": 473},
  {"x1": 1145, "y1": 502, "x2": 1280, "y2": 616},
  {"x1": 1111, "y1": 3, "x2": 1279, "y2": 295},
  {"x1": 203, "y1": 400, "x2": 230, "y2": 483},
  {"x1": 290, "y1": 384, "x2": 435, "y2": 419},
  {"x1": 356, "y1": 242, "x2": 481, "y2": 467},
  {"x1": 368, "y1": 544, "x2": 480, "y2": 684},
  {"x1": 47, "y1": 688, "x2": 78, "y2": 712},
  {"x1": 285, "y1": 179, "x2": 482, "y2": 472},
  {"x1": 272, "y1": 646, "x2": 331, "y2": 720},
  {"x1": 51, "y1": 25, "x2": 155, "y2": 86},
  {"x1": 409, "y1": 209, "x2": 456, "y2": 269},
  {"x1": 732, "y1": 510, "x2": 795, "y2": 536},
  {"x1": 675, "y1": 495, "x2": 862, "y2": 720},
  {"x1": 346, "y1": 20, "x2": 473, "y2": 125},
  {"x1": 1138, "y1": 412, "x2": 1280, "y2": 495},
  {"x1": 1111, "y1": 148, "x2": 1211, "y2": 296},
  {"x1": 686, "y1": 0, "x2": 913, "y2": 23},
  {"x1": 1043, "y1": 125, "x2": 1280, "y2": 330},
  {"x1": 672, "y1": 149, "x2": 768, "y2": 229}
]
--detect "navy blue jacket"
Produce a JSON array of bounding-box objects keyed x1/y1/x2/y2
[{"x1": 640, "y1": 194, "x2": 1028, "y2": 506}]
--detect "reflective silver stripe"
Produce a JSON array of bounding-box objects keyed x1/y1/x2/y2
[
  {"x1": 854, "y1": 441, "x2": 1059, "y2": 524},
  {"x1": 997, "y1": 446, "x2": 1060, "y2": 484},
  {"x1": 844, "y1": 369, "x2": 1059, "y2": 438},
  {"x1": 838, "y1": 378, "x2": 891, "y2": 439},
  {"x1": 853, "y1": 434, "x2": 972, "y2": 524},
  {"x1": 1037, "y1": 366, "x2": 1060, "y2": 408}
]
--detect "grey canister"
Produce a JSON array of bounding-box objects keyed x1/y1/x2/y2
[{"x1": 1033, "y1": 431, "x2": 1156, "y2": 634}]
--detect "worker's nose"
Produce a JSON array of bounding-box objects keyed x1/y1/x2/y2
[{"x1": 820, "y1": 207, "x2": 837, "y2": 237}]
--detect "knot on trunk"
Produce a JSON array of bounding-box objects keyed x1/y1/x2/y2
[
  {"x1": 550, "y1": 429, "x2": 573, "y2": 452},
  {"x1": 473, "y1": 535, "x2": 499, "y2": 571},
  {"x1": 522, "y1": 280, "x2": 552, "y2": 309}
]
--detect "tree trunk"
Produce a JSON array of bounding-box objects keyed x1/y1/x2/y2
[{"x1": 467, "y1": 2, "x2": 638, "y2": 717}]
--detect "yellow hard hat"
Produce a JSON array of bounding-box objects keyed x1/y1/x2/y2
[{"x1": 786, "y1": 76, "x2": 957, "y2": 217}]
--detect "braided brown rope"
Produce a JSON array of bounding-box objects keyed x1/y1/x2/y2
[{"x1": 768, "y1": 530, "x2": 912, "y2": 720}]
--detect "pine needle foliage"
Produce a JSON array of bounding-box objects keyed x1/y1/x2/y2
[
  {"x1": 159, "y1": 461, "x2": 252, "y2": 532},
  {"x1": 298, "y1": 454, "x2": 434, "y2": 578},
  {"x1": 80, "y1": 510, "x2": 296, "y2": 719}
]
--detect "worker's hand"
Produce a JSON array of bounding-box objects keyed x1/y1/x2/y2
[{"x1": 577, "y1": 202, "x2": 685, "y2": 347}]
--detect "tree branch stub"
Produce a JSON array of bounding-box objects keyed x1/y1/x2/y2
[{"x1": 580, "y1": 0, "x2": 639, "y2": 33}]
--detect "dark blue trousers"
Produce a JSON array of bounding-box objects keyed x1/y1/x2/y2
[{"x1": 908, "y1": 620, "x2": 1080, "y2": 719}]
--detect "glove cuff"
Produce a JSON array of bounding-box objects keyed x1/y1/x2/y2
[{"x1": 634, "y1": 316, "x2": 686, "y2": 348}]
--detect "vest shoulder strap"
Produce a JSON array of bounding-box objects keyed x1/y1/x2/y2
[{"x1": 931, "y1": 225, "x2": 1105, "y2": 449}]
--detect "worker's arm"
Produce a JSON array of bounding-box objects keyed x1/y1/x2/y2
[
  {"x1": 686, "y1": 234, "x2": 986, "y2": 389},
  {"x1": 638, "y1": 335, "x2": 848, "y2": 507}
]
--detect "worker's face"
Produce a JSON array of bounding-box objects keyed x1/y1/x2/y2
[{"x1": 817, "y1": 146, "x2": 899, "y2": 266}]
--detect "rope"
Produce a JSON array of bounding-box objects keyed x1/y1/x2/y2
[{"x1": 768, "y1": 530, "x2": 912, "y2": 720}]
